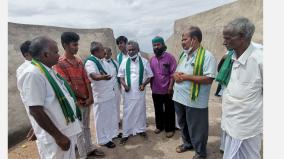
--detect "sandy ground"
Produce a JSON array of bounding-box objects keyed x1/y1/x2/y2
[{"x1": 8, "y1": 87, "x2": 224, "y2": 159}]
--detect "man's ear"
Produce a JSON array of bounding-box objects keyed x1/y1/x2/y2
[
  {"x1": 43, "y1": 51, "x2": 49, "y2": 58},
  {"x1": 62, "y1": 43, "x2": 67, "y2": 49}
]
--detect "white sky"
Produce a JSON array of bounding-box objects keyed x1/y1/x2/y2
[{"x1": 8, "y1": 0, "x2": 235, "y2": 53}]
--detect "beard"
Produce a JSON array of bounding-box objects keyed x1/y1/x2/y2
[{"x1": 154, "y1": 48, "x2": 164, "y2": 57}]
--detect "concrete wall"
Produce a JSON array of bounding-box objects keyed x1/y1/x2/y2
[
  {"x1": 165, "y1": 0, "x2": 262, "y2": 95},
  {"x1": 8, "y1": 22, "x2": 117, "y2": 147}
]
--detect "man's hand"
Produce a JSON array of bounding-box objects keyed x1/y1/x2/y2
[
  {"x1": 26, "y1": 128, "x2": 37, "y2": 141},
  {"x1": 174, "y1": 72, "x2": 184, "y2": 83},
  {"x1": 168, "y1": 87, "x2": 174, "y2": 95},
  {"x1": 84, "y1": 97, "x2": 94, "y2": 106},
  {"x1": 139, "y1": 84, "x2": 145, "y2": 91},
  {"x1": 76, "y1": 100, "x2": 85, "y2": 107},
  {"x1": 54, "y1": 134, "x2": 71, "y2": 151},
  {"x1": 124, "y1": 85, "x2": 130, "y2": 92},
  {"x1": 101, "y1": 74, "x2": 112, "y2": 80}
]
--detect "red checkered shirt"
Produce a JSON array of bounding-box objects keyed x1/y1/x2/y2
[{"x1": 53, "y1": 54, "x2": 91, "y2": 106}]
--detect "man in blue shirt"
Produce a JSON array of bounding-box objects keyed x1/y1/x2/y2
[{"x1": 173, "y1": 26, "x2": 217, "y2": 159}]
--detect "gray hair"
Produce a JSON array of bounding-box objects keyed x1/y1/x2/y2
[
  {"x1": 90, "y1": 41, "x2": 102, "y2": 53},
  {"x1": 225, "y1": 17, "x2": 255, "y2": 40},
  {"x1": 29, "y1": 36, "x2": 54, "y2": 58},
  {"x1": 127, "y1": 40, "x2": 140, "y2": 51},
  {"x1": 104, "y1": 47, "x2": 111, "y2": 53}
]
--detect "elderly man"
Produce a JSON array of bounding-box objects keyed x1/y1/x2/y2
[
  {"x1": 104, "y1": 47, "x2": 121, "y2": 127},
  {"x1": 17, "y1": 36, "x2": 82, "y2": 159},
  {"x1": 173, "y1": 26, "x2": 217, "y2": 159},
  {"x1": 116, "y1": 36, "x2": 129, "y2": 66},
  {"x1": 53, "y1": 32, "x2": 105, "y2": 158},
  {"x1": 16, "y1": 40, "x2": 38, "y2": 142},
  {"x1": 117, "y1": 40, "x2": 153, "y2": 145},
  {"x1": 84, "y1": 41, "x2": 118, "y2": 148},
  {"x1": 150, "y1": 36, "x2": 177, "y2": 138},
  {"x1": 218, "y1": 17, "x2": 263, "y2": 159}
]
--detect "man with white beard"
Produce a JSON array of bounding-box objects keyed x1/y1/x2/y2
[{"x1": 117, "y1": 40, "x2": 153, "y2": 145}]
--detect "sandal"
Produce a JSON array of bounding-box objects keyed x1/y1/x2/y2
[
  {"x1": 176, "y1": 145, "x2": 193, "y2": 153},
  {"x1": 87, "y1": 149, "x2": 105, "y2": 158},
  {"x1": 103, "y1": 141, "x2": 116, "y2": 148},
  {"x1": 119, "y1": 137, "x2": 128, "y2": 145}
]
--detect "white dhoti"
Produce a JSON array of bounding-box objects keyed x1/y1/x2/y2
[
  {"x1": 93, "y1": 97, "x2": 119, "y2": 145},
  {"x1": 36, "y1": 135, "x2": 77, "y2": 159},
  {"x1": 223, "y1": 131, "x2": 262, "y2": 159},
  {"x1": 220, "y1": 130, "x2": 226, "y2": 151},
  {"x1": 115, "y1": 86, "x2": 121, "y2": 123},
  {"x1": 122, "y1": 95, "x2": 146, "y2": 137}
]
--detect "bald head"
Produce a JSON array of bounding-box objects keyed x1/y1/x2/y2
[
  {"x1": 29, "y1": 36, "x2": 57, "y2": 58},
  {"x1": 29, "y1": 36, "x2": 59, "y2": 67},
  {"x1": 224, "y1": 17, "x2": 255, "y2": 41}
]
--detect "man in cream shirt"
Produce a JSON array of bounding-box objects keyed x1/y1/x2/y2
[{"x1": 221, "y1": 17, "x2": 263, "y2": 159}]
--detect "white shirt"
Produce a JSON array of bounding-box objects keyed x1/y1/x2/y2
[
  {"x1": 172, "y1": 49, "x2": 217, "y2": 108},
  {"x1": 17, "y1": 63, "x2": 82, "y2": 144},
  {"x1": 117, "y1": 52, "x2": 128, "y2": 66},
  {"x1": 16, "y1": 60, "x2": 31, "y2": 80},
  {"x1": 85, "y1": 55, "x2": 116, "y2": 103},
  {"x1": 221, "y1": 43, "x2": 263, "y2": 140},
  {"x1": 105, "y1": 58, "x2": 120, "y2": 90},
  {"x1": 117, "y1": 55, "x2": 153, "y2": 99}
]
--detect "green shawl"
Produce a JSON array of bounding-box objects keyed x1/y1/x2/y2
[
  {"x1": 216, "y1": 50, "x2": 234, "y2": 86},
  {"x1": 31, "y1": 59, "x2": 81, "y2": 124},
  {"x1": 125, "y1": 56, "x2": 144, "y2": 87},
  {"x1": 177, "y1": 47, "x2": 206, "y2": 101},
  {"x1": 84, "y1": 55, "x2": 107, "y2": 75}
]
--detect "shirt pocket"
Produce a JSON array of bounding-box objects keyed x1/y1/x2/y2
[
  {"x1": 228, "y1": 82, "x2": 253, "y2": 99},
  {"x1": 161, "y1": 63, "x2": 170, "y2": 75}
]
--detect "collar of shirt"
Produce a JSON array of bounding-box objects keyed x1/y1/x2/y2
[
  {"x1": 155, "y1": 52, "x2": 166, "y2": 60},
  {"x1": 232, "y1": 43, "x2": 254, "y2": 66},
  {"x1": 130, "y1": 55, "x2": 140, "y2": 63},
  {"x1": 60, "y1": 54, "x2": 81, "y2": 66},
  {"x1": 91, "y1": 54, "x2": 104, "y2": 63},
  {"x1": 105, "y1": 58, "x2": 112, "y2": 63},
  {"x1": 183, "y1": 49, "x2": 198, "y2": 65},
  {"x1": 42, "y1": 63, "x2": 57, "y2": 77}
]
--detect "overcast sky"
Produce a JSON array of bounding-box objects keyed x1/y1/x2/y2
[{"x1": 8, "y1": 0, "x2": 235, "y2": 53}]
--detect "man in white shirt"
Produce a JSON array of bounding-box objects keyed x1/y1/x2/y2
[
  {"x1": 84, "y1": 41, "x2": 118, "y2": 148},
  {"x1": 16, "y1": 40, "x2": 32, "y2": 80},
  {"x1": 104, "y1": 47, "x2": 121, "y2": 128},
  {"x1": 17, "y1": 36, "x2": 82, "y2": 159},
  {"x1": 221, "y1": 17, "x2": 263, "y2": 159},
  {"x1": 116, "y1": 36, "x2": 129, "y2": 66},
  {"x1": 117, "y1": 40, "x2": 153, "y2": 145}
]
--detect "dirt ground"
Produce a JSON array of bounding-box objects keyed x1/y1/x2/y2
[{"x1": 8, "y1": 87, "x2": 224, "y2": 159}]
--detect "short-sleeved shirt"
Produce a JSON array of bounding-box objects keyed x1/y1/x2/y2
[
  {"x1": 116, "y1": 52, "x2": 128, "y2": 66},
  {"x1": 172, "y1": 49, "x2": 217, "y2": 108},
  {"x1": 16, "y1": 60, "x2": 31, "y2": 90},
  {"x1": 150, "y1": 52, "x2": 177, "y2": 94},
  {"x1": 17, "y1": 64, "x2": 82, "y2": 144},
  {"x1": 53, "y1": 55, "x2": 90, "y2": 103},
  {"x1": 84, "y1": 55, "x2": 116, "y2": 103},
  {"x1": 117, "y1": 55, "x2": 153, "y2": 99},
  {"x1": 221, "y1": 43, "x2": 263, "y2": 140},
  {"x1": 105, "y1": 58, "x2": 120, "y2": 89}
]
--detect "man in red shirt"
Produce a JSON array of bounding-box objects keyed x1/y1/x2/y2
[{"x1": 53, "y1": 32, "x2": 105, "y2": 159}]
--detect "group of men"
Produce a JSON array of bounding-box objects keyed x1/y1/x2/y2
[{"x1": 16, "y1": 16, "x2": 262, "y2": 159}]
